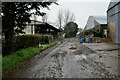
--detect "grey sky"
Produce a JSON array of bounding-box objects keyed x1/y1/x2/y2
[{"x1": 37, "y1": 0, "x2": 111, "y2": 29}]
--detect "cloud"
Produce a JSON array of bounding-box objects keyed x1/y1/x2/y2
[{"x1": 59, "y1": 0, "x2": 111, "y2": 2}]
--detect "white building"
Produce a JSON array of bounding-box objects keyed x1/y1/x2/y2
[
  {"x1": 23, "y1": 20, "x2": 43, "y2": 35},
  {"x1": 23, "y1": 20, "x2": 61, "y2": 38}
]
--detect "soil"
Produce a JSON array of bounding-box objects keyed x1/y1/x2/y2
[{"x1": 2, "y1": 38, "x2": 119, "y2": 78}]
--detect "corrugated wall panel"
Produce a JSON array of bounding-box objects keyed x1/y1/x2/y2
[
  {"x1": 107, "y1": 2, "x2": 120, "y2": 43},
  {"x1": 118, "y1": 3, "x2": 120, "y2": 43}
]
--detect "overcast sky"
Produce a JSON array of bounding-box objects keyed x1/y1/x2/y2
[{"x1": 37, "y1": 0, "x2": 111, "y2": 29}]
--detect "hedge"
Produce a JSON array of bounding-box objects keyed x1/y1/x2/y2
[
  {"x1": 2, "y1": 35, "x2": 49, "y2": 54},
  {"x1": 14, "y1": 35, "x2": 49, "y2": 51}
]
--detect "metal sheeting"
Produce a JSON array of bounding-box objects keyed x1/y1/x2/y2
[
  {"x1": 84, "y1": 16, "x2": 94, "y2": 30},
  {"x1": 84, "y1": 16, "x2": 107, "y2": 30},
  {"x1": 94, "y1": 16, "x2": 107, "y2": 25},
  {"x1": 118, "y1": 10, "x2": 120, "y2": 43},
  {"x1": 108, "y1": 0, "x2": 120, "y2": 10},
  {"x1": 107, "y1": 1, "x2": 120, "y2": 43}
]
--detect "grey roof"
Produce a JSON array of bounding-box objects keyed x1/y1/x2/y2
[
  {"x1": 94, "y1": 16, "x2": 107, "y2": 24},
  {"x1": 108, "y1": 0, "x2": 120, "y2": 9},
  {"x1": 84, "y1": 16, "x2": 107, "y2": 30}
]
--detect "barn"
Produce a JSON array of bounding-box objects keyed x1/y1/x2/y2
[
  {"x1": 84, "y1": 16, "x2": 107, "y2": 31},
  {"x1": 83, "y1": 16, "x2": 107, "y2": 38}
]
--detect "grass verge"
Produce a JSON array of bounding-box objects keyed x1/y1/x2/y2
[
  {"x1": 2, "y1": 42, "x2": 57, "y2": 70},
  {"x1": 0, "y1": 55, "x2": 2, "y2": 70}
]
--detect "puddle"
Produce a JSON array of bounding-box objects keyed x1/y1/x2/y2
[
  {"x1": 72, "y1": 51, "x2": 81, "y2": 55},
  {"x1": 96, "y1": 48, "x2": 119, "y2": 52},
  {"x1": 69, "y1": 46, "x2": 76, "y2": 50}
]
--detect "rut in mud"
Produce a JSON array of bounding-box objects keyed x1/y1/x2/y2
[{"x1": 3, "y1": 38, "x2": 119, "y2": 78}]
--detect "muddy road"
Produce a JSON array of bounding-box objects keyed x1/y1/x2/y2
[{"x1": 3, "y1": 38, "x2": 119, "y2": 78}]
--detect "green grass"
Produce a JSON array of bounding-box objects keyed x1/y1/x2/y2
[
  {"x1": 0, "y1": 55, "x2": 2, "y2": 70},
  {"x1": 2, "y1": 42, "x2": 57, "y2": 70}
]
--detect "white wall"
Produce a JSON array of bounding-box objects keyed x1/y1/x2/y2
[{"x1": 24, "y1": 26, "x2": 32, "y2": 34}]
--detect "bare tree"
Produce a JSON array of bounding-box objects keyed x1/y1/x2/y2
[
  {"x1": 57, "y1": 9, "x2": 63, "y2": 29},
  {"x1": 42, "y1": 14, "x2": 48, "y2": 23},
  {"x1": 56, "y1": 9, "x2": 76, "y2": 38},
  {"x1": 56, "y1": 9, "x2": 76, "y2": 32},
  {"x1": 63, "y1": 9, "x2": 75, "y2": 26},
  {"x1": 64, "y1": 9, "x2": 70, "y2": 26},
  {"x1": 70, "y1": 13, "x2": 75, "y2": 22},
  {"x1": 56, "y1": 9, "x2": 75, "y2": 29}
]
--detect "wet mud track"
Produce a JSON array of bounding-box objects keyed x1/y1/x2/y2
[{"x1": 3, "y1": 39, "x2": 119, "y2": 78}]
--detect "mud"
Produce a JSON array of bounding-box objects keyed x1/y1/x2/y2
[
  {"x1": 2, "y1": 38, "x2": 119, "y2": 78},
  {"x1": 72, "y1": 50, "x2": 81, "y2": 55},
  {"x1": 69, "y1": 46, "x2": 77, "y2": 50}
]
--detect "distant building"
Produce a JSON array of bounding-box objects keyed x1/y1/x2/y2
[
  {"x1": 23, "y1": 20, "x2": 40, "y2": 35},
  {"x1": 83, "y1": 16, "x2": 107, "y2": 37},
  {"x1": 23, "y1": 20, "x2": 61, "y2": 38},
  {"x1": 107, "y1": 0, "x2": 120, "y2": 43},
  {"x1": 84, "y1": 16, "x2": 107, "y2": 31}
]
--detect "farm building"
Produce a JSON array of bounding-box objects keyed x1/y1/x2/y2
[
  {"x1": 83, "y1": 16, "x2": 107, "y2": 38},
  {"x1": 84, "y1": 16, "x2": 107, "y2": 31},
  {"x1": 24, "y1": 20, "x2": 61, "y2": 38},
  {"x1": 107, "y1": 0, "x2": 120, "y2": 43}
]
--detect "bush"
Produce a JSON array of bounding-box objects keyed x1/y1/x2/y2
[
  {"x1": 14, "y1": 35, "x2": 49, "y2": 51},
  {"x1": 2, "y1": 34, "x2": 50, "y2": 56},
  {"x1": 84, "y1": 28, "x2": 95, "y2": 35}
]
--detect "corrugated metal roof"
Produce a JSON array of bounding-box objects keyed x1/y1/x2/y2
[
  {"x1": 94, "y1": 16, "x2": 107, "y2": 24},
  {"x1": 108, "y1": 0, "x2": 120, "y2": 9},
  {"x1": 84, "y1": 16, "x2": 107, "y2": 30}
]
